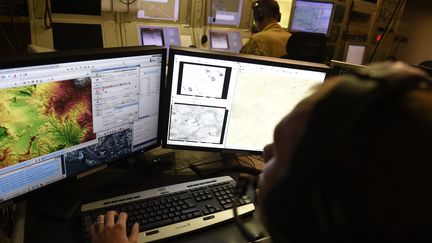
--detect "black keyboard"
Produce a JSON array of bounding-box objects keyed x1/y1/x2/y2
[{"x1": 81, "y1": 176, "x2": 255, "y2": 242}]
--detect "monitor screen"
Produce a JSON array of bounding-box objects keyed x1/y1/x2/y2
[
  {"x1": 141, "y1": 28, "x2": 165, "y2": 47},
  {"x1": 208, "y1": 0, "x2": 243, "y2": 26},
  {"x1": 52, "y1": 23, "x2": 103, "y2": 50},
  {"x1": 345, "y1": 43, "x2": 366, "y2": 65},
  {"x1": 163, "y1": 47, "x2": 329, "y2": 153},
  {"x1": 139, "y1": 26, "x2": 181, "y2": 48},
  {"x1": 137, "y1": 0, "x2": 180, "y2": 21},
  {"x1": 290, "y1": 0, "x2": 334, "y2": 35},
  {"x1": 0, "y1": 47, "x2": 165, "y2": 203},
  {"x1": 210, "y1": 32, "x2": 229, "y2": 49},
  {"x1": 210, "y1": 30, "x2": 243, "y2": 53}
]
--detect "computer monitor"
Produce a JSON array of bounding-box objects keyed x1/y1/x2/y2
[
  {"x1": 52, "y1": 23, "x2": 103, "y2": 50},
  {"x1": 163, "y1": 47, "x2": 329, "y2": 154},
  {"x1": 344, "y1": 43, "x2": 367, "y2": 65},
  {"x1": 290, "y1": 0, "x2": 334, "y2": 35},
  {"x1": 137, "y1": 0, "x2": 180, "y2": 21},
  {"x1": 141, "y1": 28, "x2": 165, "y2": 47},
  {"x1": 0, "y1": 46, "x2": 166, "y2": 204},
  {"x1": 208, "y1": 0, "x2": 244, "y2": 26},
  {"x1": 210, "y1": 30, "x2": 243, "y2": 53},
  {"x1": 139, "y1": 26, "x2": 181, "y2": 49}
]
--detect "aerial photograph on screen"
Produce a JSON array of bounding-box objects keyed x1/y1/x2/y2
[
  {"x1": 169, "y1": 104, "x2": 226, "y2": 144},
  {"x1": 65, "y1": 129, "x2": 132, "y2": 176},
  {"x1": 179, "y1": 63, "x2": 229, "y2": 98},
  {"x1": 0, "y1": 78, "x2": 95, "y2": 169}
]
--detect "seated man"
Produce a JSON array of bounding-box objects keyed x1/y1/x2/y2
[
  {"x1": 91, "y1": 62, "x2": 432, "y2": 242},
  {"x1": 240, "y1": 0, "x2": 291, "y2": 57},
  {"x1": 260, "y1": 62, "x2": 432, "y2": 242}
]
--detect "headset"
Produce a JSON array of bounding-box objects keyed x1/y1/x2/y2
[
  {"x1": 262, "y1": 65, "x2": 431, "y2": 243},
  {"x1": 252, "y1": 0, "x2": 281, "y2": 23}
]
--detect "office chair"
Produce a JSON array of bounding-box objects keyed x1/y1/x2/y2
[{"x1": 282, "y1": 32, "x2": 327, "y2": 63}]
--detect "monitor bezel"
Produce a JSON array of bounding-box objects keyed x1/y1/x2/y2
[
  {"x1": 162, "y1": 46, "x2": 330, "y2": 155},
  {"x1": 0, "y1": 46, "x2": 167, "y2": 207},
  {"x1": 289, "y1": 0, "x2": 335, "y2": 36}
]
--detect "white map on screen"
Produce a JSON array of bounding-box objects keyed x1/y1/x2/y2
[
  {"x1": 180, "y1": 63, "x2": 226, "y2": 98},
  {"x1": 225, "y1": 66, "x2": 324, "y2": 150},
  {"x1": 169, "y1": 104, "x2": 225, "y2": 143}
]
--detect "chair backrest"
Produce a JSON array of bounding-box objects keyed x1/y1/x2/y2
[{"x1": 284, "y1": 32, "x2": 327, "y2": 63}]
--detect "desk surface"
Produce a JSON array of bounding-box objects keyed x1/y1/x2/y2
[{"x1": 22, "y1": 150, "x2": 268, "y2": 243}]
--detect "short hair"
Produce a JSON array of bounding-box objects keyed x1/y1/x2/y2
[
  {"x1": 253, "y1": 0, "x2": 281, "y2": 22},
  {"x1": 264, "y1": 70, "x2": 432, "y2": 242}
]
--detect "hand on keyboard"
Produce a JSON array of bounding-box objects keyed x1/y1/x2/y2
[
  {"x1": 81, "y1": 176, "x2": 255, "y2": 242},
  {"x1": 91, "y1": 211, "x2": 139, "y2": 243}
]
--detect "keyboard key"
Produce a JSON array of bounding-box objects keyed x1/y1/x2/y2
[{"x1": 140, "y1": 218, "x2": 173, "y2": 232}]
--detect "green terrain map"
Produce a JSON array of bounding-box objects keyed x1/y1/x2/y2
[{"x1": 0, "y1": 78, "x2": 95, "y2": 169}]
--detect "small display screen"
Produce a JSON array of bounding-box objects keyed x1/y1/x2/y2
[
  {"x1": 141, "y1": 28, "x2": 165, "y2": 46},
  {"x1": 290, "y1": 0, "x2": 334, "y2": 35}
]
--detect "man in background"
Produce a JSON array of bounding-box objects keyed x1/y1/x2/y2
[{"x1": 240, "y1": 0, "x2": 291, "y2": 57}]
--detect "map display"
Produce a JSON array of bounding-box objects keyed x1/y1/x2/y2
[
  {"x1": 179, "y1": 63, "x2": 228, "y2": 98},
  {"x1": 169, "y1": 104, "x2": 226, "y2": 143},
  {"x1": 65, "y1": 129, "x2": 132, "y2": 175},
  {"x1": 225, "y1": 66, "x2": 323, "y2": 149},
  {"x1": 0, "y1": 78, "x2": 95, "y2": 169}
]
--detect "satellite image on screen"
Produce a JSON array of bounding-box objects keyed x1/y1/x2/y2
[
  {"x1": 0, "y1": 78, "x2": 95, "y2": 169},
  {"x1": 65, "y1": 129, "x2": 132, "y2": 175}
]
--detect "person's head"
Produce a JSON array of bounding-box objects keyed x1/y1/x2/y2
[
  {"x1": 259, "y1": 62, "x2": 432, "y2": 242},
  {"x1": 252, "y1": 0, "x2": 281, "y2": 32}
]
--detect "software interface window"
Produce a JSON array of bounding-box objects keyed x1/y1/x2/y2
[
  {"x1": 209, "y1": 0, "x2": 244, "y2": 26},
  {"x1": 0, "y1": 53, "x2": 163, "y2": 202},
  {"x1": 290, "y1": 0, "x2": 334, "y2": 35},
  {"x1": 137, "y1": 0, "x2": 180, "y2": 21},
  {"x1": 166, "y1": 54, "x2": 327, "y2": 152}
]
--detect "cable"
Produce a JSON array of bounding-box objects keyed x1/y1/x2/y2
[
  {"x1": 233, "y1": 174, "x2": 264, "y2": 242},
  {"x1": 119, "y1": 0, "x2": 137, "y2": 5},
  {"x1": 201, "y1": 0, "x2": 212, "y2": 45},
  {"x1": 236, "y1": 156, "x2": 255, "y2": 169},
  {"x1": 0, "y1": 22, "x2": 16, "y2": 55},
  {"x1": 343, "y1": 0, "x2": 354, "y2": 41},
  {"x1": 6, "y1": 0, "x2": 26, "y2": 54},
  {"x1": 368, "y1": 0, "x2": 405, "y2": 63},
  {"x1": 44, "y1": 0, "x2": 52, "y2": 29}
]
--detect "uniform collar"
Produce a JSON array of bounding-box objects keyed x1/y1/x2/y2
[{"x1": 261, "y1": 22, "x2": 282, "y2": 32}]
